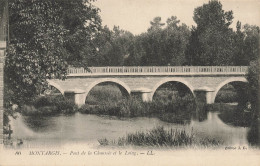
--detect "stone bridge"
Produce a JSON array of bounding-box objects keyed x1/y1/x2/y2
[{"x1": 47, "y1": 66, "x2": 248, "y2": 107}]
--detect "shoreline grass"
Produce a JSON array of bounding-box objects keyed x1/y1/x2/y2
[{"x1": 98, "y1": 126, "x2": 223, "y2": 148}]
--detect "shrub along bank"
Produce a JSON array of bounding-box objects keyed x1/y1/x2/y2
[
  {"x1": 79, "y1": 94, "x2": 196, "y2": 124},
  {"x1": 19, "y1": 93, "x2": 197, "y2": 124},
  {"x1": 20, "y1": 95, "x2": 78, "y2": 116}
]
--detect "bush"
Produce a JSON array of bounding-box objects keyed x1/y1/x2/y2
[
  {"x1": 21, "y1": 105, "x2": 57, "y2": 116},
  {"x1": 33, "y1": 96, "x2": 53, "y2": 108},
  {"x1": 21, "y1": 95, "x2": 78, "y2": 116},
  {"x1": 85, "y1": 84, "x2": 125, "y2": 105},
  {"x1": 215, "y1": 90, "x2": 238, "y2": 103},
  {"x1": 81, "y1": 92, "x2": 196, "y2": 123},
  {"x1": 55, "y1": 99, "x2": 78, "y2": 114},
  {"x1": 78, "y1": 104, "x2": 99, "y2": 114}
]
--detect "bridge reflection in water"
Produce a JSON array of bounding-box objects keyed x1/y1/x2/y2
[{"x1": 47, "y1": 66, "x2": 248, "y2": 107}]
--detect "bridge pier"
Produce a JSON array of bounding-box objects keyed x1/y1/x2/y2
[
  {"x1": 64, "y1": 89, "x2": 86, "y2": 107},
  {"x1": 194, "y1": 87, "x2": 215, "y2": 104},
  {"x1": 131, "y1": 88, "x2": 153, "y2": 102}
]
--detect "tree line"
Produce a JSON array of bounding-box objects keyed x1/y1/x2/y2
[
  {"x1": 86, "y1": 1, "x2": 259, "y2": 67},
  {"x1": 4, "y1": 0, "x2": 259, "y2": 106}
]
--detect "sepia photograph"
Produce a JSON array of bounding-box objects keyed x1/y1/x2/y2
[{"x1": 0, "y1": 0, "x2": 260, "y2": 165}]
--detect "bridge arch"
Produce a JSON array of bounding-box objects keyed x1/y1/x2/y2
[
  {"x1": 213, "y1": 77, "x2": 248, "y2": 103},
  {"x1": 151, "y1": 78, "x2": 195, "y2": 99},
  {"x1": 83, "y1": 78, "x2": 131, "y2": 101},
  {"x1": 47, "y1": 80, "x2": 65, "y2": 95}
]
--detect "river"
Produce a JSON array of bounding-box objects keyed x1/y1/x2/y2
[{"x1": 8, "y1": 110, "x2": 251, "y2": 148}]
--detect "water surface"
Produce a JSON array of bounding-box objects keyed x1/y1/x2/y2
[{"x1": 9, "y1": 111, "x2": 250, "y2": 148}]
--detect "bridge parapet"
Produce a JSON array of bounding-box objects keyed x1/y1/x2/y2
[
  {"x1": 48, "y1": 66, "x2": 248, "y2": 107},
  {"x1": 67, "y1": 66, "x2": 248, "y2": 76}
]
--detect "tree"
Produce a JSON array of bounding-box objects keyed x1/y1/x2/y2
[
  {"x1": 232, "y1": 21, "x2": 247, "y2": 65},
  {"x1": 141, "y1": 28, "x2": 164, "y2": 65},
  {"x1": 232, "y1": 23, "x2": 259, "y2": 66},
  {"x1": 138, "y1": 16, "x2": 190, "y2": 66},
  {"x1": 247, "y1": 60, "x2": 259, "y2": 116},
  {"x1": 148, "y1": 17, "x2": 165, "y2": 32},
  {"x1": 162, "y1": 16, "x2": 190, "y2": 65},
  {"x1": 246, "y1": 60, "x2": 259, "y2": 146},
  {"x1": 61, "y1": 0, "x2": 101, "y2": 67},
  {"x1": 109, "y1": 26, "x2": 134, "y2": 66},
  {"x1": 185, "y1": 0, "x2": 235, "y2": 65},
  {"x1": 5, "y1": 0, "x2": 101, "y2": 105},
  {"x1": 87, "y1": 26, "x2": 112, "y2": 66},
  {"x1": 242, "y1": 24, "x2": 260, "y2": 63},
  {"x1": 124, "y1": 35, "x2": 145, "y2": 66},
  {"x1": 93, "y1": 26, "x2": 134, "y2": 66}
]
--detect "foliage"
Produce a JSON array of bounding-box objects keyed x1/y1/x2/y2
[
  {"x1": 5, "y1": 0, "x2": 101, "y2": 105},
  {"x1": 185, "y1": 0, "x2": 235, "y2": 65},
  {"x1": 91, "y1": 26, "x2": 134, "y2": 66},
  {"x1": 242, "y1": 25, "x2": 260, "y2": 63},
  {"x1": 247, "y1": 60, "x2": 259, "y2": 118},
  {"x1": 80, "y1": 84, "x2": 196, "y2": 123},
  {"x1": 62, "y1": 0, "x2": 101, "y2": 67},
  {"x1": 85, "y1": 83, "x2": 124, "y2": 105},
  {"x1": 232, "y1": 23, "x2": 259, "y2": 65},
  {"x1": 132, "y1": 16, "x2": 190, "y2": 66},
  {"x1": 218, "y1": 105, "x2": 252, "y2": 127},
  {"x1": 148, "y1": 17, "x2": 165, "y2": 32},
  {"x1": 3, "y1": 107, "x2": 15, "y2": 137},
  {"x1": 185, "y1": 0, "x2": 259, "y2": 66},
  {"x1": 215, "y1": 89, "x2": 238, "y2": 103},
  {"x1": 4, "y1": 0, "x2": 259, "y2": 118},
  {"x1": 98, "y1": 126, "x2": 223, "y2": 148},
  {"x1": 207, "y1": 103, "x2": 253, "y2": 127},
  {"x1": 20, "y1": 95, "x2": 78, "y2": 116},
  {"x1": 88, "y1": 16, "x2": 190, "y2": 66},
  {"x1": 214, "y1": 82, "x2": 250, "y2": 107}
]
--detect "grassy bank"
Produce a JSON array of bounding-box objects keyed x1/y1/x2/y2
[{"x1": 98, "y1": 126, "x2": 223, "y2": 148}]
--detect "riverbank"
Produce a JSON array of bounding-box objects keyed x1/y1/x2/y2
[
  {"x1": 18, "y1": 84, "x2": 253, "y2": 127},
  {"x1": 20, "y1": 93, "x2": 197, "y2": 125}
]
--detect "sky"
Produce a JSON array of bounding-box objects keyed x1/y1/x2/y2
[{"x1": 94, "y1": 0, "x2": 260, "y2": 35}]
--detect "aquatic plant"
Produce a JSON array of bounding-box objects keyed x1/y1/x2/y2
[{"x1": 98, "y1": 126, "x2": 223, "y2": 148}]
